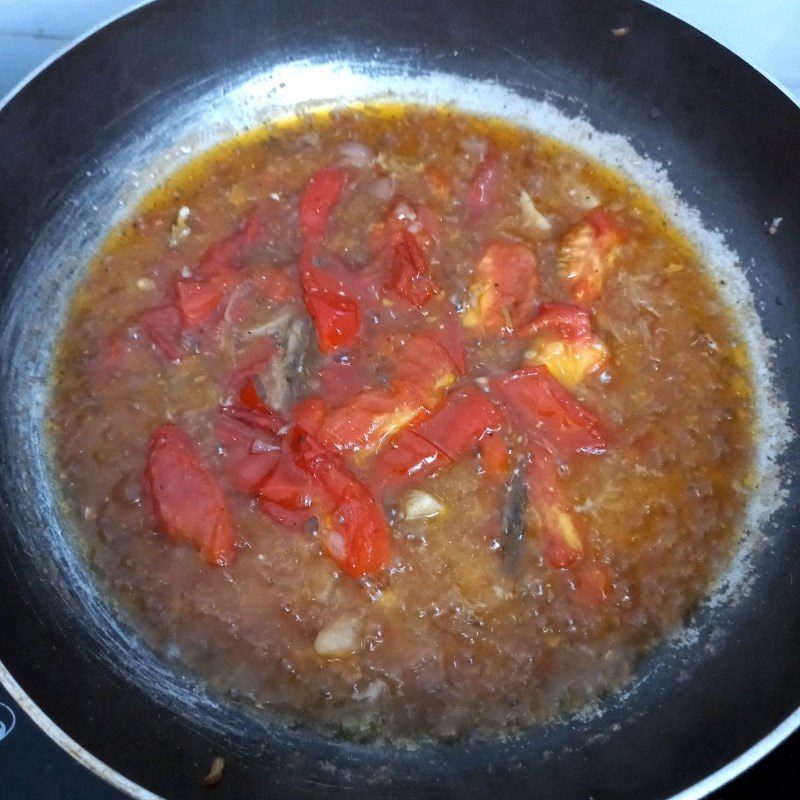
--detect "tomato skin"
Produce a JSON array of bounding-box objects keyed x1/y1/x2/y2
[
  {"x1": 218, "y1": 403, "x2": 285, "y2": 436},
  {"x1": 145, "y1": 424, "x2": 236, "y2": 566},
  {"x1": 299, "y1": 168, "x2": 348, "y2": 241},
  {"x1": 300, "y1": 250, "x2": 361, "y2": 353},
  {"x1": 256, "y1": 430, "x2": 316, "y2": 527},
  {"x1": 196, "y1": 210, "x2": 263, "y2": 277},
  {"x1": 293, "y1": 396, "x2": 329, "y2": 438},
  {"x1": 526, "y1": 448, "x2": 584, "y2": 568},
  {"x1": 393, "y1": 330, "x2": 459, "y2": 407},
  {"x1": 493, "y1": 366, "x2": 607, "y2": 455},
  {"x1": 373, "y1": 428, "x2": 449, "y2": 484},
  {"x1": 517, "y1": 303, "x2": 609, "y2": 389},
  {"x1": 294, "y1": 432, "x2": 390, "y2": 577},
  {"x1": 463, "y1": 241, "x2": 539, "y2": 334},
  {"x1": 466, "y1": 150, "x2": 504, "y2": 217},
  {"x1": 516, "y1": 303, "x2": 593, "y2": 342},
  {"x1": 174, "y1": 278, "x2": 224, "y2": 326},
  {"x1": 139, "y1": 304, "x2": 184, "y2": 361},
  {"x1": 319, "y1": 388, "x2": 424, "y2": 456},
  {"x1": 556, "y1": 209, "x2": 622, "y2": 305},
  {"x1": 414, "y1": 387, "x2": 502, "y2": 460},
  {"x1": 388, "y1": 229, "x2": 439, "y2": 306}
]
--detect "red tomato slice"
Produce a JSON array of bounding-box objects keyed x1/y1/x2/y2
[
  {"x1": 493, "y1": 366, "x2": 607, "y2": 455},
  {"x1": 294, "y1": 432, "x2": 390, "y2": 577},
  {"x1": 214, "y1": 415, "x2": 280, "y2": 493},
  {"x1": 556, "y1": 209, "x2": 623, "y2": 305},
  {"x1": 466, "y1": 150, "x2": 504, "y2": 217},
  {"x1": 516, "y1": 303, "x2": 593, "y2": 342},
  {"x1": 388, "y1": 229, "x2": 439, "y2": 306},
  {"x1": 218, "y1": 403, "x2": 285, "y2": 436},
  {"x1": 519, "y1": 303, "x2": 609, "y2": 390},
  {"x1": 196, "y1": 209, "x2": 263, "y2": 277},
  {"x1": 228, "y1": 449, "x2": 281, "y2": 494},
  {"x1": 139, "y1": 304, "x2": 184, "y2": 361},
  {"x1": 414, "y1": 387, "x2": 502, "y2": 461},
  {"x1": 145, "y1": 424, "x2": 235, "y2": 566},
  {"x1": 526, "y1": 448, "x2": 584, "y2": 568},
  {"x1": 299, "y1": 168, "x2": 348, "y2": 242},
  {"x1": 249, "y1": 265, "x2": 300, "y2": 302},
  {"x1": 255, "y1": 430, "x2": 315, "y2": 527},
  {"x1": 373, "y1": 428, "x2": 449, "y2": 485},
  {"x1": 394, "y1": 331, "x2": 459, "y2": 408},
  {"x1": 319, "y1": 388, "x2": 425, "y2": 456},
  {"x1": 463, "y1": 241, "x2": 539, "y2": 334},
  {"x1": 300, "y1": 252, "x2": 361, "y2": 353},
  {"x1": 174, "y1": 278, "x2": 225, "y2": 326},
  {"x1": 293, "y1": 396, "x2": 329, "y2": 438}
]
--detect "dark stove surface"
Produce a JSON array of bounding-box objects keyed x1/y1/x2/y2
[{"x1": 1, "y1": 682, "x2": 797, "y2": 799}]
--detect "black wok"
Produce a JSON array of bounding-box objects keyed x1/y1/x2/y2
[{"x1": 1, "y1": 1, "x2": 799, "y2": 798}]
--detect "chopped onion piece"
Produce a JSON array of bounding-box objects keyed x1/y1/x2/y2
[
  {"x1": 334, "y1": 141, "x2": 375, "y2": 168},
  {"x1": 368, "y1": 175, "x2": 395, "y2": 201},
  {"x1": 402, "y1": 489, "x2": 445, "y2": 520},
  {"x1": 461, "y1": 136, "x2": 489, "y2": 160},
  {"x1": 568, "y1": 184, "x2": 601, "y2": 210},
  {"x1": 314, "y1": 611, "x2": 364, "y2": 657},
  {"x1": 167, "y1": 206, "x2": 191, "y2": 248},
  {"x1": 519, "y1": 190, "x2": 552, "y2": 232}
]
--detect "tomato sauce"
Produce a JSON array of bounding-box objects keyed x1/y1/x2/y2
[{"x1": 49, "y1": 105, "x2": 754, "y2": 741}]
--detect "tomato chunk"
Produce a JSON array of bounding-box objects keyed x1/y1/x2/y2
[
  {"x1": 295, "y1": 433, "x2": 390, "y2": 577},
  {"x1": 518, "y1": 303, "x2": 608, "y2": 389},
  {"x1": 388, "y1": 229, "x2": 439, "y2": 306},
  {"x1": 493, "y1": 366, "x2": 607, "y2": 455},
  {"x1": 526, "y1": 448, "x2": 584, "y2": 568},
  {"x1": 196, "y1": 209, "x2": 263, "y2": 277},
  {"x1": 174, "y1": 278, "x2": 225, "y2": 326},
  {"x1": 214, "y1": 415, "x2": 281, "y2": 493},
  {"x1": 556, "y1": 209, "x2": 623, "y2": 305},
  {"x1": 146, "y1": 424, "x2": 235, "y2": 566},
  {"x1": 320, "y1": 388, "x2": 424, "y2": 457},
  {"x1": 218, "y1": 403, "x2": 285, "y2": 436},
  {"x1": 516, "y1": 303, "x2": 593, "y2": 341},
  {"x1": 466, "y1": 150, "x2": 504, "y2": 218},
  {"x1": 256, "y1": 430, "x2": 316, "y2": 527},
  {"x1": 299, "y1": 168, "x2": 348, "y2": 242},
  {"x1": 139, "y1": 304, "x2": 184, "y2": 361},
  {"x1": 293, "y1": 396, "x2": 329, "y2": 438},
  {"x1": 414, "y1": 387, "x2": 502, "y2": 460},
  {"x1": 300, "y1": 254, "x2": 361, "y2": 353},
  {"x1": 463, "y1": 241, "x2": 539, "y2": 334},
  {"x1": 394, "y1": 330, "x2": 459, "y2": 407},
  {"x1": 374, "y1": 428, "x2": 449, "y2": 484}
]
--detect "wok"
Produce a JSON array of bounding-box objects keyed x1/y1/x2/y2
[{"x1": 1, "y1": 1, "x2": 799, "y2": 798}]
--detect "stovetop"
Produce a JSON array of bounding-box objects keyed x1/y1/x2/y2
[{"x1": 1, "y1": 681, "x2": 798, "y2": 799}]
